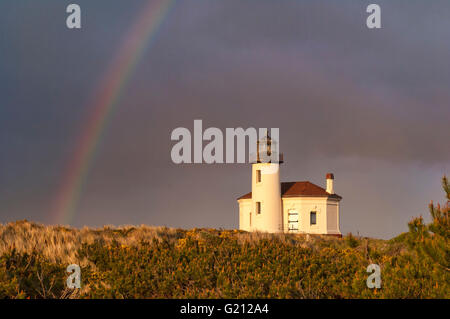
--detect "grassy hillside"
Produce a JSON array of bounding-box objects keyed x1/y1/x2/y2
[{"x1": 0, "y1": 220, "x2": 448, "y2": 299}]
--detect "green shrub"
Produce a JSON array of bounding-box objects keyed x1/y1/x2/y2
[{"x1": 0, "y1": 177, "x2": 448, "y2": 299}]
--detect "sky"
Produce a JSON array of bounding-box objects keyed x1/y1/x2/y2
[{"x1": 0, "y1": 0, "x2": 449, "y2": 239}]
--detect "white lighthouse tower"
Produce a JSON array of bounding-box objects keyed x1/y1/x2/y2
[{"x1": 249, "y1": 132, "x2": 283, "y2": 233}]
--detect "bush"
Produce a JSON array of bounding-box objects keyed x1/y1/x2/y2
[{"x1": 0, "y1": 177, "x2": 448, "y2": 299}]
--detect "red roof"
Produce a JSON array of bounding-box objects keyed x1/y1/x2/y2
[{"x1": 237, "y1": 181, "x2": 342, "y2": 200}]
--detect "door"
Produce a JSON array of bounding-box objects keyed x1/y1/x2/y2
[{"x1": 288, "y1": 210, "x2": 299, "y2": 231}]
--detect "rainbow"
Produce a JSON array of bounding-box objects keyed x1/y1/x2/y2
[{"x1": 52, "y1": 0, "x2": 176, "y2": 225}]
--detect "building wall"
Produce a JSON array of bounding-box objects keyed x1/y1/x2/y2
[
  {"x1": 282, "y1": 197, "x2": 329, "y2": 234},
  {"x1": 326, "y1": 199, "x2": 341, "y2": 234},
  {"x1": 239, "y1": 195, "x2": 341, "y2": 235},
  {"x1": 238, "y1": 199, "x2": 252, "y2": 231}
]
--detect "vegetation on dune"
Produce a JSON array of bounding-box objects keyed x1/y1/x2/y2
[{"x1": 0, "y1": 177, "x2": 448, "y2": 299}]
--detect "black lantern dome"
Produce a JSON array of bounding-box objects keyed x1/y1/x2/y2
[{"x1": 250, "y1": 130, "x2": 283, "y2": 164}]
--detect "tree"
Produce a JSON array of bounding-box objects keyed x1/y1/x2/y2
[{"x1": 407, "y1": 176, "x2": 449, "y2": 271}]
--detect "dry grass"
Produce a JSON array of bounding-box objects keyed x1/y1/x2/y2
[
  {"x1": 2, "y1": 220, "x2": 438, "y2": 299},
  {"x1": 0, "y1": 220, "x2": 392, "y2": 267},
  {"x1": 0, "y1": 220, "x2": 183, "y2": 266}
]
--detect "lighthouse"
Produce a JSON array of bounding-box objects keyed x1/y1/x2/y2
[
  {"x1": 237, "y1": 132, "x2": 342, "y2": 236},
  {"x1": 249, "y1": 132, "x2": 283, "y2": 233}
]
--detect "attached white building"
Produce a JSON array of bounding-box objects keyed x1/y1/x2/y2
[{"x1": 237, "y1": 136, "x2": 342, "y2": 236}]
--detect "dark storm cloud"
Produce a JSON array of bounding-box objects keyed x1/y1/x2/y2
[
  {"x1": 133, "y1": 0, "x2": 450, "y2": 163},
  {"x1": 0, "y1": 0, "x2": 449, "y2": 238}
]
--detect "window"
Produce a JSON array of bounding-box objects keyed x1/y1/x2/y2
[
  {"x1": 256, "y1": 202, "x2": 261, "y2": 214},
  {"x1": 310, "y1": 211, "x2": 317, "y2": 225},
  {"x1": 256, "y1": 170, "x2": 261, "y2": 183}
]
